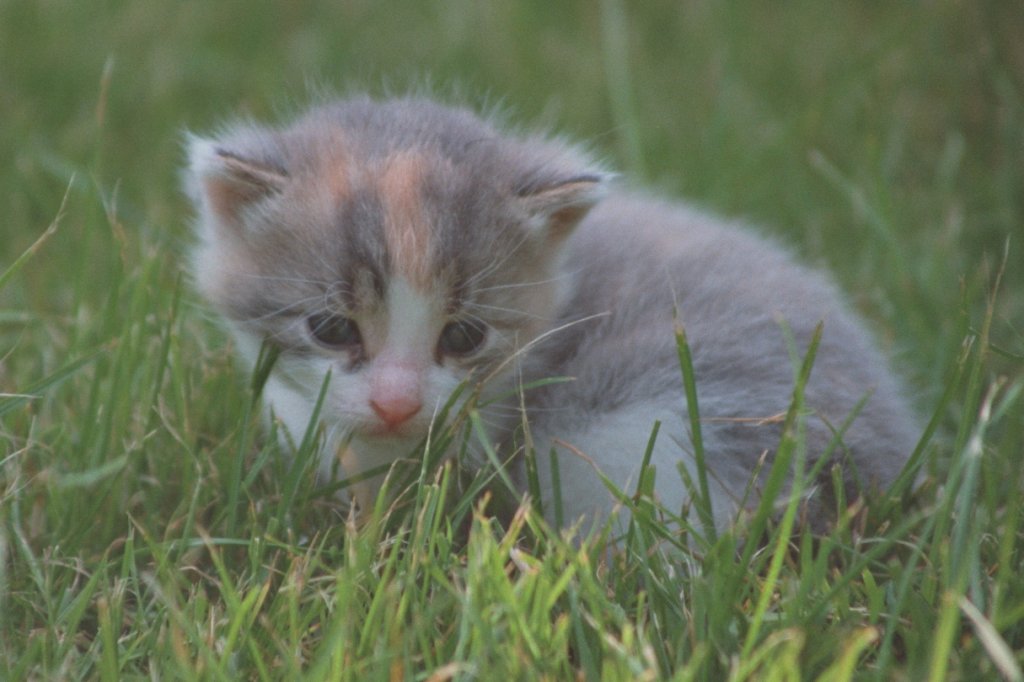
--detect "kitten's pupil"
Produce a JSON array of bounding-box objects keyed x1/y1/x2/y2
[
  {"x1": 438, "y1": 320, "x2": 486, "y2": 357},
  {"x1": 308, "y1": 313, "x2": 361, "y2": 349}
]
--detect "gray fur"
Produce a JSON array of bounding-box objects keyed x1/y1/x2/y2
[{"x1": 522, "y1": 195, "x2": 918, "y2": 525}]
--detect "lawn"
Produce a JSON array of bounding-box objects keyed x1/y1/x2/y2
[{"x1": 1, "y1": 1, "x2": 1022, "y2": 679}]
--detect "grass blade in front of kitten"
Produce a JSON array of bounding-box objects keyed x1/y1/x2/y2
[
  {"x1": 739, "y1": 336, "x2": 816, "y2": 659},
  {"x1": 223, "y1": 339, "x2": 281, "y2": 536},
  {"x1": 674, "y1": 322, "x2": 717, "y2": 544}
]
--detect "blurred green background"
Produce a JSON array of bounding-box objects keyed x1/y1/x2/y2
[{"x1": 1, "y1": 0, "x2": 1021, "y2": 412}]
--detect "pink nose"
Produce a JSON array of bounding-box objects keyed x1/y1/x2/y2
[
  {"x1": 369, "y1": 395, "x2": 422, "y2": 427},
  {"x1": 369, "y1": 360, "x2": 423, "y2": 428}
]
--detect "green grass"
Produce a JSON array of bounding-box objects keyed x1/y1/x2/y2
[{"x1": 2, "y1": 1, "x2": 1023, "y2": 679}]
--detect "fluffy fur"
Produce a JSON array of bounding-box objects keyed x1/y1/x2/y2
[{"x1": 185, "y1": 95, "x2": 919, "y2": 532}]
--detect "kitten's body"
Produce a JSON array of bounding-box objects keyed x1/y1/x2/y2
[
  {"x1": 187, "y1": 96, "x2": 917, "y2": 531},
  {"x1": 520, "y1": 195, "x2": 917, "y2": 525}
]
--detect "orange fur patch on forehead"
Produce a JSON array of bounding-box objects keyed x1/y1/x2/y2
[
  {"x1": 326, "y1": 132, "x2": 355, "y2": 198},
  {"x1": 305, "y1": 133, "x2": 352, "y2": 205},
  {"x1": 379, "y1": 152, "x2": 432, "y2": 289},
  {"x1": 326, "y1": 157, "x2": 350, "y2": 200}
]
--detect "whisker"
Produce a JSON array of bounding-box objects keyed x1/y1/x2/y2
[
  {"x1": 484, "y1": 311, "x2": 611, "y2": 382},
  {"x1": 461, "y1": 301, "x2": 552, "y2": 321},
  {"x1": 236, "y1": 272, "x2": 337, "y2": 286},
  {"x1": 473, "y1": 270, "x2": 576, "y2": 294},
  {"x1": 241, "y1": 293, "x2": 334, "y2": 324},
  {"x1": 461, "y1": 231, "x2": 534, "y2": 289}
]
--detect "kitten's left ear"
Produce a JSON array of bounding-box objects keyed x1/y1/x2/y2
[{"x1": 518, "y1": 173, "x2": 609, "y2": 239}]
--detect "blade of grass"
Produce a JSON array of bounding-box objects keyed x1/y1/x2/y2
[
  {"x1": 97, "y1": 594, "x2": 120, "y2": 682},
  {"x1": 0, "y1": 351, "x2": 100, "y2": 418},
  {"x1": 740, "y1": 323, "x2": 821, "y2": 659},
  {"x1": 598, "y1": 0, "x2": 645, "y2": 177},
  {"x1": 675, "y1": 322, "x2": 717, "y2": 544},
  {"x1": 549, "y1": 445, "x2": 563, "y2": 530},
  {"x1": 959, "y1": 596, "x2": 1024, "y2": 682},
  {"x1": 815, "y1": 627, "x2": 878, "y2": 681},
  {"x1": 278, "y1": 368, "x2": 333, "y2": 522},
  {"x1": 927, "y1": 591, "x2": 961, "y2": 682},
  {"x1": 0, "y1": 175, "x2": 72, "y2": 292}
]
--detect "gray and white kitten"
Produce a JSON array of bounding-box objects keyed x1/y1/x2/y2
[{"x1": 186, "y1": 95, "x2": 918, "y2": 531}]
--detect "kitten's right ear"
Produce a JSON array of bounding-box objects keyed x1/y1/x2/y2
[
  {"x1": 186, "y1": 135, "x2": 289, "y2": 232},
  {"x1": 518, "y1": 172, "x2": 609, "y2": 240}
]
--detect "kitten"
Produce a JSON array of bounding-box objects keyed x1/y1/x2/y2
[{"x1": 185, "y1": 95, "x2": 918, "y2": 532}]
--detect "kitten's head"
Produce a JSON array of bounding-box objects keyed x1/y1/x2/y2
[{"x1": 186, "y1": 96, "x2": 607, "y2": 441}]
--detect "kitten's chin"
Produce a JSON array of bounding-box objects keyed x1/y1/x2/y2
[{"x1": 355, "y1": 421, "x2": 430, "y2": 441}]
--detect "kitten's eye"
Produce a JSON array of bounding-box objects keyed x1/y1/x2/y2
[
  {"x1": 307, "y1": 313, "x2": 362, "y2": 349},
  {"x1": 438, "y1": 320, "x2": 487, "y2": 357}
]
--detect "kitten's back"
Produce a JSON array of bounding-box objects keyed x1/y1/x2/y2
[{"x1": 519, "y1": 192, "x2": 917, "y2": 524}]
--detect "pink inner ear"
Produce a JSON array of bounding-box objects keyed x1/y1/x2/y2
[
  {"x1": 368, "y1": 362, "x2": 423, "y2": 427},
  {"x1": 547, "y1": 204, "x2": 592, "y2": 234},
  {"x1": 204, "y1": 175, "x2": 263, "y2": 226},
  {"x1": 523, "y1": 176, "x2": 606, "y2": 238},
  {"x1": 201, "y1": 150, "x2": 288, "y2": 229}
]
